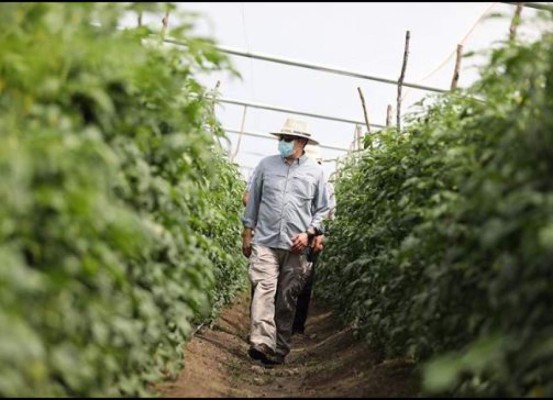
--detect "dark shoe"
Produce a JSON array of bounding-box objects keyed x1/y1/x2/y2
[{"x1": 248, "y1": 343, "x2": 274, "y2": 363}]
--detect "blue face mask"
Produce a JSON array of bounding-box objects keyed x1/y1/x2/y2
[{"x1": 278, "y1": 140, "x2": 294, "y2": 157}]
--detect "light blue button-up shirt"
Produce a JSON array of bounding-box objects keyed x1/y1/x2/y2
[{"x1": 242, "y1": 154, "x2": 330, "y2": 251}]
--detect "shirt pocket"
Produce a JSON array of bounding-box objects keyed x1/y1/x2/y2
[
  {"x1": 291, "y1": 174, "x2": 315, "y2": 201},
  {"x1": 263, "y1": 174, "x2": 285, "y2": 199}
]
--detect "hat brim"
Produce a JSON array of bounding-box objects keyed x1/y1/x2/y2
[{"x1": 270, "y1": 132, "x2": 319, "y2": 145}]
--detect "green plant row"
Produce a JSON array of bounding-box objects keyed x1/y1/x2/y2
[
  {"x1": 0, "y1": 3, "x2": 246, "y2": 397},
  {"x1": 317, "y1": 13, "x2": 553, "y2": 397}
]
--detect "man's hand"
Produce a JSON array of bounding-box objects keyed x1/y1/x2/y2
[
  {"x1": 312, "y1": 235, "x2": 325, "y2": 254},
  {"x1": 242, "y1": 228, "x2": 253, "y2": 258},
  {"x1": 291, "y1": 232, "x2": 309, "y2": 254}
]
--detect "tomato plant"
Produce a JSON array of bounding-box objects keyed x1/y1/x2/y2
[
  {"x1": 317, "y1": 12, "x2": 553, "y2": 397},
  {"x1": 0, "y1": 3, "x2": 246, "y2": 397}
]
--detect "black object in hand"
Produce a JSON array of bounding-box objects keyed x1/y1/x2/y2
[{"x1": 305, "y1": 246, "x2": 315, "y2": 262}]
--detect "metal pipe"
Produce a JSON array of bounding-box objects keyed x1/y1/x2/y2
[
  {"x1": 224, "y1": 128, "x2": 349, "y2": 152},
  {"x1": 163, "y1": 38, "x2": 448, "y2": 93},
  {"x1": 217, "y1": 97, "x2": 386, "y2": 128}
]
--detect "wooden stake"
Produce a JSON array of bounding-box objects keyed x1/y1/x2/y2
[
  {"x1": 350, "y1": 124, "x2": 363, "y2": 151},
  {"x1": 450, "y1": 44, "x2": 463, "y2": 91},
  {"x1": 357, "y1": 87, "x2": 371, "y2": 136},
  {"x1": 161, "y1": 10, "x2": 171, "y2": 38},
  {"x1": 397, "y1": 30, "x2": 410, "y2": 132},
  {"x1": 509, "y1": 3, "x2": 524, "y2": 42},
  {"x1": 348, "y1": 125, "x2": 357, "y2": 153},
  {"x1": 231, "y1": 105, "x2": 248, "y2": 162},
  {"x1": 210, "y1": 81, "x2": 223, "y2": 148},
  {"x1": 211, "y1": 81, "x2": 221, "y2": 115},
  {"x1": 137, "y1": 11, "x2": 143, "y2": 28},
  {"x1": 386, "y1": 105, "x2": 392, "y2": 127}
]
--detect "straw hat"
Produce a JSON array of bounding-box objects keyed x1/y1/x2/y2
[{"x1": 270, "y1": 117, "x2": 319, "y2": 145}]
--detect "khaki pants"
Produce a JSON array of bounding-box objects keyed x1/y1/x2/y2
[{"x1": 248, "y1": 244, "x2": 311, "y2": 356}]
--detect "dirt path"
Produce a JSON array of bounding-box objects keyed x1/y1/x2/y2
[{"x1": 154, "y1": 292, "x2": 419, "y2": 398}]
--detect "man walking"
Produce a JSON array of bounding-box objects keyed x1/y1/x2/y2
[{"x1": 242, "y1": 117, "x2": 329, "y2": 365}]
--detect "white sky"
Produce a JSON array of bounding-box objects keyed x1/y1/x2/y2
[{"x1": 165, "y1": 2, "x2": 542, "y2": 180}]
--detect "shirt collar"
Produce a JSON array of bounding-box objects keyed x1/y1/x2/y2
[{"x1": 280, "y1": 152, "x2": 308, "y2": 165}]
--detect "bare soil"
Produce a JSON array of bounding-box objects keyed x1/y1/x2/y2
[{"x1": 154, "y1": 292, "x2": 420, "y2": 398}]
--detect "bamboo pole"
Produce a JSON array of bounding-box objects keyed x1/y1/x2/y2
[
  {"x1": 210, "y1": 81, "x2": 223, "y2": 148},
  {"x1": 211, "y1": 81, "x2": 221, "y2": 113},
  {"x1": 231, "y1": 105, "x2": 248, "y2": 162},
  {"x1": 348, "y1": 125, "x2": 357, "y2": 153},
  {"x1": 386, "y1": 105, "x2": 392, "y2": 127},
  {"x1": 397, "y1": 31, "x2": 411, "y2": 132},
  {"x1": 357, "y1": 87, "x2": 371, "y2": 135},
  {"x1": 161, "y1": 9, "x2": 171, "y2": 39},
  {"x1": 509, "y1": 3, "x2": 524, "y2": 42},
  {"x1": 355, "y1": 124, "x2": 363, "y2": 151},
  {"x1": 450, "y1": 44, "x2": 463, "y2": 90}
]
